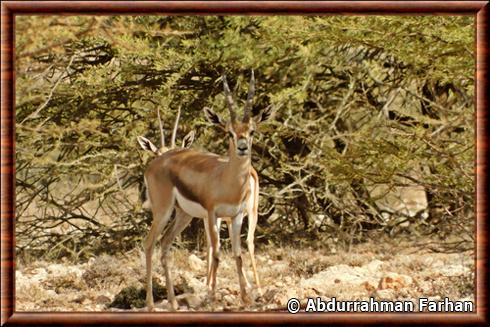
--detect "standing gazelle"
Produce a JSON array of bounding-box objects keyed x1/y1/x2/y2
[
  {"x1": 143, "y1": 71, "x2": 271, "y2": 310},
  {"x1": 137, "y1": 108, "x2": 262, "y2": 298}
]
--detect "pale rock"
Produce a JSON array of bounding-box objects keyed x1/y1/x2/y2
[
  {"x1": 375, "y1": 289, "x2": 396, "y2": 300},
  {"x1": 274, "y1": 281, "x2": 285, "y2": 288},
  {"x1": 25, "y1": 268, "x2": 48, "y2": 285},
  {"x1": 178, "y1": 293, "x2": 202, "y2": 309},
  {"x1": 223, "y1": 294, "x2": 235, "y2": 306},
  {"x1": 188, "y1": 254, "x2": 205, "y2": 272},
  {"x1": 366, "y1": 259, "x2": 384, "y2": 272},
  {"x1": 299, "y1": 259, "x2": 388, "y2": 295},
  {"x1": 438, "y1": 264, "x2": 471, "y2": 277},
  {"x1": 45, "y1": 289, "x2": 58, "y2": 298}
]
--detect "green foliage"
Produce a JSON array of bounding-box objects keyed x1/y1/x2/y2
[{"x1": 15, "y1": 15, "x2": 474, "y2": 258}]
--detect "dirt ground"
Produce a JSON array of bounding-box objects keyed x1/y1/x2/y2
[{"x1": 16, "y1": 239, "x2": 474, "y2": 312}]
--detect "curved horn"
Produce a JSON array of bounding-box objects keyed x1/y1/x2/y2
[
  {"x1": 157, "y1": 107, "x2": 165, "y2": 149},
  {"x1": 243, "y1": 70, "x2": 255, "y2": 122},
  {"x1": 170, "y1": 106, "x2": 181, "y2": 149},
  {"x1": 222, "y1": 74, "x2": 237, "y2": 122}
]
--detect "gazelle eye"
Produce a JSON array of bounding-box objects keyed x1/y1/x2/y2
[
  {"x1": 250, "y1": 130, "x2": 255, "y2": 137},
  {"x1": 228, "y1": 131, "x2": 234, "y2": 138}
]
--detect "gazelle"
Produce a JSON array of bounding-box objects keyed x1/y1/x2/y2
[
  {"x1": 138, "y1": 106, "x2": 195, "y2": 210},
  {"x1": 137, "y1": 108, "x2": 262, "y2": 297},
  {"x1": 143, "y1": 71, "x2": 271, "y2": 311}
]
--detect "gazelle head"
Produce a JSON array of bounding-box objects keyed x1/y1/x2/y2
[
  {"x1": 204, "y1": 71, "x2": 272, "y2": 158},
  {"x1": 137, "y1": 106, "x2": 195, "y2": 156}
]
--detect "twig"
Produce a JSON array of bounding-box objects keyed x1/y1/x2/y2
[
  {"x1": 21, "y1": 54, "x2": 76, "y2": 125},
  {"x1": 114, "y1": 164, "x2": 124, "y2": 192},
  {"x1": 377, "y1": 87, "x2": 401, "y2": 120},
  {"x1": 329, "y1": 76, "x2": 355, "y2": 131},
  {"x1": 17, "y1": 18, "x2": 96, "y2": 59}
]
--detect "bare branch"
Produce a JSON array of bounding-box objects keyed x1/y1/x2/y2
[{"x1": 20, "y1": 54, "x2": 77, "y2": 125}]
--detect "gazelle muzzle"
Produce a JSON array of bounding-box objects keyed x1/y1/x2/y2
[{"x1": 236, "y1": 138, "x2": 249, "y2": 156}]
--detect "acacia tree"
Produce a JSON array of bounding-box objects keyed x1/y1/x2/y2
[{"x1": 15, "y1": 16, "x2": 474, "y2": 259}]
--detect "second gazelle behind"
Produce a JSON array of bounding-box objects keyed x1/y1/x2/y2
[{"x1": 143, "y1": 71, "x2": 271, "y2": 311}]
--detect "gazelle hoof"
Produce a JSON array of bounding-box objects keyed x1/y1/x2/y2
[
  {"x1": 170, "y1": 300, "x2": 179, "y2": 311},
  {"x1": 207, "y1": 290, "x2": 217, "y2": 303},
  {"x1": 241, "y1": 293, "x2": 252, "y2": 305}
]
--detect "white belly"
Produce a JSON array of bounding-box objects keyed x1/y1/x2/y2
[
  {"x1": 173, "y1": 187, "x2": 208, "y2": 218},
  {"x1": 215, "y1": 203, "x2": 244, "y2": 218},
  {"x1": 173, "y1": 183, "x2": 250, "y2": 219}
]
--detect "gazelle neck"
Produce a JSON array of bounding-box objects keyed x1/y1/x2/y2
[{"x1": 226, "y1": 141, "x2": 251, "y2": 180}]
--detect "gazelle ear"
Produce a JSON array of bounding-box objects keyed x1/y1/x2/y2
[
  {"x1": 182, "y1": 130, "x2": 195, "y2": 148},
  {"x1": 137, "y1": 136, "x2": 159, "y2": 154},
  {"x1": 253, "y1": 105, "x2": 274, "y2": 124},
  {"x1": 204, "y1": 107, "x2": 226, "y2": 128}
]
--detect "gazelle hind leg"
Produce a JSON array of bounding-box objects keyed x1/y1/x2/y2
[
  {"x1": 143, "y1": 198, "x2": 175, "y2": 311},
  {"x1": 159, "y1": 208, "x2": 193, "y2": 311},
  {"x1": 246, "y1": 212, "x2": 262, "y2": 295}
]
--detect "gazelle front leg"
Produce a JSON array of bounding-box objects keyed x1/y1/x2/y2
[
  {"x1": 227, "y1": 219, "x2": 251, "y2": 291},
  {"x1": 230, "y1": 212, "x2": 251, "y2": 304},
  {"x1": 205, "y1": 217, "x2": 222, "y2": 289},
  {"x1": 206, "y1": 210, "x2": 221, "y2": 301}
]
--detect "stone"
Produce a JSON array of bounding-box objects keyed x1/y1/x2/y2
[
  {"x1": 188, "y1": 254, "x2": 205, "y2": 272},
  {"x1": 178, "y1": 293, "x2": 202, "y2": 309}
]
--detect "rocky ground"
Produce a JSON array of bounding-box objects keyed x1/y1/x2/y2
[{"x1": 16, "y1": 239, "x2": 474, "y2": 312}]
